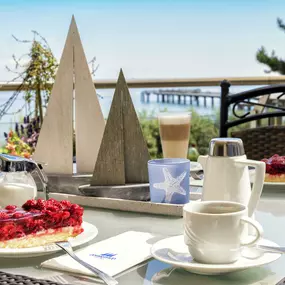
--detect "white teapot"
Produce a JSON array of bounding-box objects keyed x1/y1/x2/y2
[{"x1": 198, "y1": 138, "x2": 265, "y2": 218}]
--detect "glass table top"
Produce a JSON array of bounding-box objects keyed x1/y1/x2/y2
[{"x1": 0, "y1": 191, "x2": 285, "y2": 285}]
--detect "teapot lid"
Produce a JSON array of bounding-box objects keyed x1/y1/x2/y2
[{"x1": 209, "y1": 138, "x2": 245, "y2": 157}]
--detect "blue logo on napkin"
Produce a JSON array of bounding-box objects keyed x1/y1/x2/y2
[{"x1": 90, "y1": 253, "x2": 117, "y2": 260}]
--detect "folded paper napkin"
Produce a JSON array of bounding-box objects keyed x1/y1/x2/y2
[{"x1": 41, "y1": 231, "x2": 155, "y2": 278}]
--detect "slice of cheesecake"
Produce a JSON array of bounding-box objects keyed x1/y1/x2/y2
[
  {"x1": 261, "y1": 154, "x2": 285, "y2": 183},
  {"x1": 0, "y1": 198, "x2": 84, "y2": 248}
]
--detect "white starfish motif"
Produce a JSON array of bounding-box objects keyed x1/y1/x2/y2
[{"x1": 153, "y1": 168, "x2": 187, "y2": 203}]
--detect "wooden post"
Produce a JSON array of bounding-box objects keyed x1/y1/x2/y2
[
  {"x1": 196, "y1": 96, "x2": 199, "y2": 106},
  {"x1": 141, "y1": 92, "x2": 145, "y2": 102},
  {"x1": 146, "y1": 93, "x2": 150, "y2": 103}
]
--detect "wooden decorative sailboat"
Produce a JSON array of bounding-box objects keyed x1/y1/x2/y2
[
  {"x1": 80, "y1": 70, "x2": 151, "y2": 201},
  {"x1": 34, "y1": 16, "x2": 105, "y2": 177}
]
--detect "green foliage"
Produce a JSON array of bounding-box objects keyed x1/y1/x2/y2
[
  {"x1": 6, "y1": 32, "x2": 58, "y2": 122},
  {"x1": 139, "y1": 108, "x2": 256, "y2": 160},
  {"x1": 256, "y1": 17, "x2": 285, "y2": 74},
  {"x1": 213, "y1": 108, "x2": 251, "y2": 135},
  {"x1": 139, "y1": 110, "x2": 162, "y2": 159},
  {"x1": 24, "y1": 40, "x2": 58, "y2": 116},
  {"x1": 188, "y1": 109, "x2": 219, "y2": 155}
]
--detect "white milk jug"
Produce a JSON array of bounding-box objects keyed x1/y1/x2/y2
[
  {"x1": 198, "y1": 138, "x2": 265, "y2": 218},
  {"x1": 0, "y1": 171, "x2": 37, "y2": 207},
  {"x1": 0, "y1": 154, "x2": 48, "y2": 207}
]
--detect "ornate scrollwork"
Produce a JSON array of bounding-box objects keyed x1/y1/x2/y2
[
  {"x1": 219, "y1": 80, "x2": 285, "y2": 137},
  {"x1": 277, "y1": 92, "x2": 285, "y2": 100},
  {"x1": 231, "y1": 93, "x2": 285, "y2": 120}
]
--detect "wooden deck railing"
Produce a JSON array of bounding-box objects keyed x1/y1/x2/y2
[{"x1": 1, "y1": 76, "x2": 285, "y2": 91}]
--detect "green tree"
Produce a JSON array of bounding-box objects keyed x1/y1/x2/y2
[
  {"x1": 4, "y1": 32, "x2": 58, "y2": 123},
  {"x1": 256, "y1": 18, "x2": 285, "y2": 74}
]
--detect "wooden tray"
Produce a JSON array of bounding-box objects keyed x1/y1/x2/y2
[{"x1": 48, "y1": 187, "x2": 202, "y2": 217}]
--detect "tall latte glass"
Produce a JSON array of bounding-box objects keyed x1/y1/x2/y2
[{"x1": 158, "y1": 112, "x2": 191, "y2": 158}]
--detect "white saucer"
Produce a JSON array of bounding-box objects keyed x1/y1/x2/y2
[
  {"x1": 190, "y1": 162, "x2": 202, "y2": 173},
  {"x1": 0, "y1": 221, "x2": 98, "y2": 258},
  {"x1": 151, "y1": 235, "x2": 281, "y2": 275}
]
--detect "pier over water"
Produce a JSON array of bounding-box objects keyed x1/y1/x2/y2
[{"x1": 140, "y1": 89, "x2": 221, "y2": 107}]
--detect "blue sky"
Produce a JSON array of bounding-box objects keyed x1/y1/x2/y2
[{"x1": 0, "y1": 0, "x2": 285, "y2": 81}]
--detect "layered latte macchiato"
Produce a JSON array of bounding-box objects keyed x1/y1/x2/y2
[{"x1": 158, "y1": 113, "x2": 191, "y2": 158}]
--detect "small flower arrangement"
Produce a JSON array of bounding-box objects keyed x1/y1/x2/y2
[
  {"x1": 0, "y1": 116, "x2": 41, "y2": 159},
  {"x1": 0, "y1": 130, "x2": 32, "y2": 158}
]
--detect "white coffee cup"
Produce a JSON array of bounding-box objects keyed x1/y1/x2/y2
[{"x1": 183, "y1": 201, "x2": 263, "y2": 264}]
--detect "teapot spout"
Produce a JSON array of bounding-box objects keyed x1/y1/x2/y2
[{"x1": 197, "y1": 155, "x2": 208, "y2": 170}]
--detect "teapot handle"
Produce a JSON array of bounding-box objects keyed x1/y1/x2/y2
[{"x1": 235, "y1": 159, "x2": 265, "y2": 217}]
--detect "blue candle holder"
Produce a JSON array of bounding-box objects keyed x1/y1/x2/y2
[{"x1": 148, "y1": 158, "x2": 190, "y2": 204}]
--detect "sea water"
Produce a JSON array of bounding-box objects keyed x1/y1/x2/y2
[{"x1": 0, "y1": 85, "x2": 258, "y2": 144}]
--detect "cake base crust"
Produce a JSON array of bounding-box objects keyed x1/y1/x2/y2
[
  {"x1": 265, "y1": 173, "x2": 285, "y2": 183},
  {"x1": 0, "y1": 225, "x2": 83, "y2": 249}
]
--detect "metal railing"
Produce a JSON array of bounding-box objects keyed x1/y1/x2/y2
[{"x1": 1, "y1": 76, "x2": 285, "y2": 91}]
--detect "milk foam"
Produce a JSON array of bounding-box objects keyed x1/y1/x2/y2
[{"x1": 158, "y1": 113, "x2": 190, "y2": 125}]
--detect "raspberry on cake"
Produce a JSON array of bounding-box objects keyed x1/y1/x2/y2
[
  {"x1": 261, "y1": 154, "x2": 285, "y2": 182},
  {"x1": 0, "y1": 198, "x2": 84, "y2": 248}
]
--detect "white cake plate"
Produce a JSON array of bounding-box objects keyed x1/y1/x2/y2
[{"x1": 0, "y1": 221, "x2": 98, "y2": 258}]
